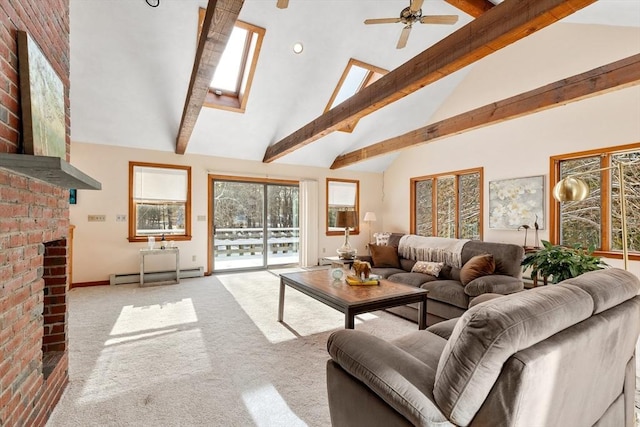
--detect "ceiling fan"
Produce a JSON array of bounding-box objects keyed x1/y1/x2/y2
[{"x1": 364, "y1": 0, "x2": 458, "y2": 49}]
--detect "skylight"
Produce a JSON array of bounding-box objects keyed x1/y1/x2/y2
[
  {"x1": 198, "y1": 8, "x2": 265, "y2": 113},
  {"x1": 211, "y1": 26, "x2": 250, "y2": 93},
  {"x1": 325, "y1": 59, "x2": 387, "y2": 132}
]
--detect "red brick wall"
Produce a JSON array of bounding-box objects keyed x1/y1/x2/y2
[{"x1": 0, "y1": 0, "x2": 71, "y2": 426}]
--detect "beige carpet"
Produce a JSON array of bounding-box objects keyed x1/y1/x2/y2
[
  {"x1": 46, "y1": 269, "x2": 417, "y2": 426},
  {"x1": 45, "y1": 268, "x2": 640, "y2": 426}
]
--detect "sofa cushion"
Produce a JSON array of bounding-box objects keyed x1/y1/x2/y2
[
  {"x1": 369, "y1": 244, "x2": 401, "y2": 268},
  {"x1": 411, "y1": 261, "x2": 444, "y2": 277},
  {"x1": 421, "y1": 280, "x2": 469, "y2": 309},
  {"x1": 433, "y1": 284, "x2": 594, "y2": 426},
  {"x1": 388, "y1": 272, "x2": 439, "y2": 288},
  {"x1": 370, "y1": 267, "x2": 406, "y2": 279},
  {"x1": 464, "y1": 275, "x2": 524, "y2": 297},
  {"x1": 560, "y1": 268, "x2": 640, "y2": 314},
  {"x1": 461, "y1": 240, "x2": 524, "y2": 278},
  {"x1": 460, "y1": 254, "x2": 495, "y2": 285}
]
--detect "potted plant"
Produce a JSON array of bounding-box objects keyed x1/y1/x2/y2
[{"x1": 521, "y1": 240, "x2": 608, "y2": 284}]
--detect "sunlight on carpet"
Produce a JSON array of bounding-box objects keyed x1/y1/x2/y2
[
  {"x1": 217, "y1": 270, "x2": 378, "y2": 343},
  {"x1": 79, "y1": 298, "x2": 211, "y2": 405},
  {"x1": 242, "y1": 384, "x2": 306, "y2": 427}
]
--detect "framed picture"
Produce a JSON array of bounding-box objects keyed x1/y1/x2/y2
[
  {"x1": 489, "y1": 175, "x2": 545, "y2": 230},
  {"x1": 69, "y1": 189, "x2": 77, "y2": 205},
  {"x1": 17, "y1": 31, "x2": 66, "y2": 159}
]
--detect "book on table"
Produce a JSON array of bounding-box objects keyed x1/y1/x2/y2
[{"x1": 345, "y1": 274, "x2": 380, "y2": 286}]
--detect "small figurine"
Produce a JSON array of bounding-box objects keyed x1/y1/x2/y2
[
  {"x1": 352, "y1": 260, "x2": 371, "y2": 280},
  {"x1": 534, "y1": 215, "x2": 540, "y2": 248},
  {"x1": 518, "y1": 224, "x2": 530, "y2": 248}
]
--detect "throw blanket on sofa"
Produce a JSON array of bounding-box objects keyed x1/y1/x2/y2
[{"x1": 398, "y1": 235, "x2": 470, "y2": 268}]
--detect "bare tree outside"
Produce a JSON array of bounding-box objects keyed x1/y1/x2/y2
[
  {"x1": 459, "y1": 172, "x2": 481, "y2": 239},
  {"x1": 414, "y1": 170, "x2": 481, "y2": 239},
  {"x1": 559, "y1": 149, "x2": 639, "y2": 253},
  {"x1": 415, "y1": 180, "x2": 433, "y2": 236},
  {"x1": 437, "y1": 176, "x2": 455, "y2": 238}
]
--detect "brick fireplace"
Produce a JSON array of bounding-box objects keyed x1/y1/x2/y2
[
  {"x1": 0, "y1": 0, "x2": 74, "y2": 425},
  {"x1": 0, "y1": 172, "x2": 71, "y2": 426}
]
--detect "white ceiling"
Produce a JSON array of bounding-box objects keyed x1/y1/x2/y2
[{"x1": 69, "y1": 0, "x2": 640, "y2": 173}]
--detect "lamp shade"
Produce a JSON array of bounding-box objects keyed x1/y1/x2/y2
[
  {"x1": 552, "y1": 177, "x2": 590, "y2": 202},
  {"x1": 336, "y1": 210, "x2": 357, "y2": 228},
  {"x1": 363, "y1": 212, "x2": 377, "y2": 222}
]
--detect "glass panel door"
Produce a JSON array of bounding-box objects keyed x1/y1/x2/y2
[
  {"x1": 213, "y1": 180, "x2": 265, "y2": 270},
  {"x1": 212, "y1": 178, "x2": 299, "y2": 271},
  {"x1": 267, "y1": 185, "x2": 299, "y2": 266}
]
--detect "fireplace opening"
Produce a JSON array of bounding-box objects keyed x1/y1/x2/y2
[{"x1": 42, "y1": 239, "x2": 69, "y2": 379}]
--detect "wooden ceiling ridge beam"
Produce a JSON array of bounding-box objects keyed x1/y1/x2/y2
[
  {"x1": 262, "y1": 0, "x2": 596, "y2": 164},
  {"x1": 175, "y1": 0, "x2": 244, "y2": 155},
  {"x1": 330, "y1": 53, "x2": 640, "y2": 169},
  {"x1": 444, "y1": 0, "x2": 495, "y2": 18}
]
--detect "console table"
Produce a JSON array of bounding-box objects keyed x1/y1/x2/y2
[{"x1": 139, "y1": 248, "x2": 180, "y2": 286}]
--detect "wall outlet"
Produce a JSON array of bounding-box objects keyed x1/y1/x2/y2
[
  {"x1": 197, "y1": 215, "x2": 206, "y2": 221},
  {"x1": 116, "y1": 214, "x2": 126, "y2": 222},
  {"x1": 88, "y1": 214, "x2": 106, "y2": 222},
  {"x1": 192, "y1": 255, "x2": 197, "y2": 262},
  {"x1": 322, "y1": 248, "x2": 326, "y2": 253}
]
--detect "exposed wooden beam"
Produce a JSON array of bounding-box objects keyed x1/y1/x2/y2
[
  {"x1": 175, "y1": 0, "x2": 244, "y2": 155},
  {"x1": 330, "y1": 54, "x2": 640, "y2": 169},
  {"x1": 444, "y1": 0, "x2": 494, "y2": 18},
  {"x1": 262, "y1": 0, "x2": 596, "y2": 164}
]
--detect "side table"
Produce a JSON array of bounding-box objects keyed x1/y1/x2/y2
[
  {"x1": 320, "y1": 256, "x2": 356, "y2": 269},
  {"x1": 139, "y1": 248, "x2": 180, "y2": 286}
]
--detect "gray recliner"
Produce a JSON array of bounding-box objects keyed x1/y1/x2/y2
[{"x1": 326, "y1": 268, "x2": 640, "y2": 426}]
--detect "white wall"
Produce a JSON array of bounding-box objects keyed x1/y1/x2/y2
[
  {"x1": 382, "y1": 23, "x2": 640, "y2": 276},
  {"x1": 69, "y1": 143, "x2": 383, "y2": 283}
]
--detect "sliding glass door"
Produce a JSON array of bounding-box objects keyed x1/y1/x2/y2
[{"x1": 211, "y1": 177, "x2": 299, "y2": 271}]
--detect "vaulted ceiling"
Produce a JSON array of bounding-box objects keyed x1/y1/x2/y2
[{"x1": 69, "y1": 0, "x2": 640, "y2": 173}]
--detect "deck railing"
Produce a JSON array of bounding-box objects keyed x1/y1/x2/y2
[{"x1": 214, "y1": 227, "x2": 299, "y2": 257}]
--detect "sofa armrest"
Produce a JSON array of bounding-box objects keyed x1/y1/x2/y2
[
  {"x1": 327, "y1": 330, "x2": 449, "y2": 426},
  {"x1": 426, "y1": 318, "x2": 459, "y2": 340},
  {"x1": 464, "y1": 274, "x2": 524, "y2": 297}
]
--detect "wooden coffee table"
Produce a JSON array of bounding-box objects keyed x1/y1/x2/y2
[{"x1": 278, "y1": 269, "x2": 428, "y2": 329}]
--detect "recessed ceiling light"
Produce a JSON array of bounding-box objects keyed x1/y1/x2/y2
[{"x1": 292, "y1": 42, "x2": 304, "y2": 54}]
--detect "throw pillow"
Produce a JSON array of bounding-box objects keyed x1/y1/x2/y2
[
  {"x1": 369, "y1": 244, "x2": 401, "y2": 268},
  {"x1": 460, "y1": 254, "x2": 496, "y2": 286},
  {"x1": 373, "y1": 232, "x2": 392, "y2": 246},
  {"x1": 411, "y1": 261, "x2": 444, "y2": 277}
]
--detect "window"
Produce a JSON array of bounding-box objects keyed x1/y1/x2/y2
[
  {"x1": 326, "y1": 178, "x2": 359, "y2": 236},
  {"x1": 198, "y1": 9, "x2": 265, "y2": 113},
  {"x1": 411, "y1": 168, "x2": 483, "y2": 239},
  {"x1": 325, "y1": 59, "x2": 387, "y2": 133},
  {"x1": 129, "y1": 162, "x2": 192, "y2": 242},
  {"x1": 550, "y1": 143, "x2": 640, "y2": 258}
]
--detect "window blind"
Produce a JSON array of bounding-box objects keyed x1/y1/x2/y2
[{"x1": 134, "y1": 166, "x2": 187, "y2": 202}]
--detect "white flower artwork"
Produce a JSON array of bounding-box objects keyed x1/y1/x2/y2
[{"x1": 489, "y1": 176, "x2": 545, "y2": 230}]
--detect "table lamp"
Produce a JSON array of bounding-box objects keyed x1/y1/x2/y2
[{"x1": 336, "y1": 210, "x2": 357, "y2": 260}]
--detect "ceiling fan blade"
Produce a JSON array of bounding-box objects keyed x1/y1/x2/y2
[
  {"x1": 420, "y1": 15, "x2": 459, "y2": 25},
  {"x1": 364, "y1": 18, "x2": 402, "y2": 25},
  {"x1": 276, "y1": 0, "x2": 288, "y2": 9},
  {"x1": 397, "y1": 25, "x2": 411, "y2": 49},
  {"x1": 409, "y1": 0, "x2": 425, "y2": 13}
]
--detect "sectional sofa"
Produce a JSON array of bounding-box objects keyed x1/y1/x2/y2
[{"x1": 359, "y1": 233, "x2": 525, "y2": 325}]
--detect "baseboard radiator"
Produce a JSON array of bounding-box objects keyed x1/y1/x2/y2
[{"x1": 109, "y1": 267, "x2": 204, "y2": 285}]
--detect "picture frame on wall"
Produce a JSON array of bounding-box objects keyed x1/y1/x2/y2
[
  {"x1": 489, "y1": 175, "x2": 545, "y2": 230},
  {"x1": 17, "y1": 31, "x2": 66, "y2": 159},
  {"x1": 69, "y1": 189, "x2": 77, "y2": 205}
]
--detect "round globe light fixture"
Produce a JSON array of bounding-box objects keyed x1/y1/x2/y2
[{"x1": 292, "y1": 42, "x2": 304, "y2": 54}]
